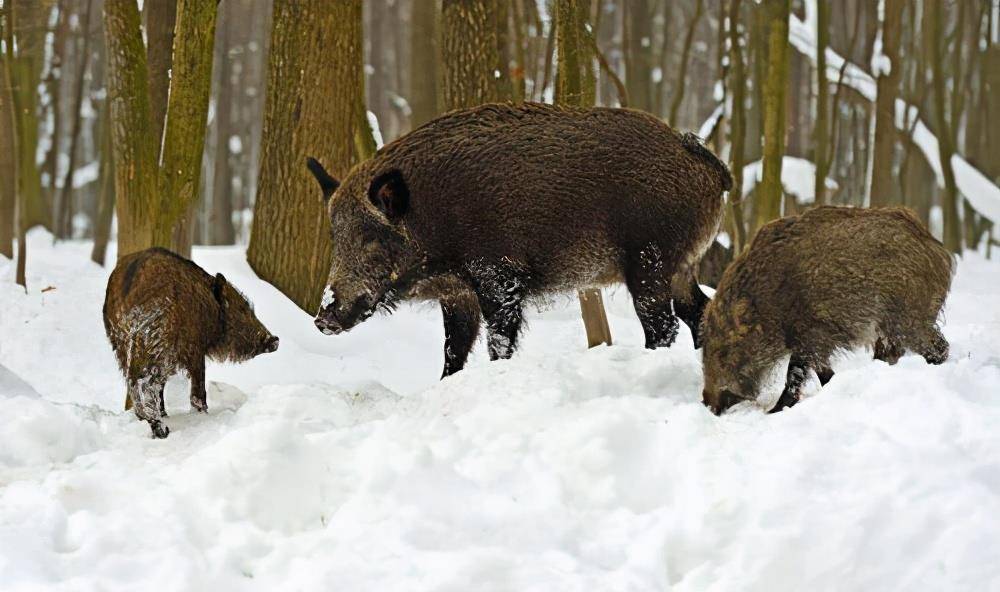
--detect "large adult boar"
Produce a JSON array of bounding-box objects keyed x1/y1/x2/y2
[
  {"x1": 307, "y1": 102, "x2": 732, "y2": 376},
  {"x1": 104, "y1": 248, "x2": 279, "y2": 438},
  {"x1": 701, "y1": 206, "x2": 953, "y2": 415}
]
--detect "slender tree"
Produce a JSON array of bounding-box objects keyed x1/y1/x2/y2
[
  {"x1": 727, "y1": 0, "x2": 747, "y2": 253},
  {"x1": 555, "y1": 0, "x2": 612, "y2": 348},
  {"x1": 441, "y1": 0, "x2": 499, "y2": 110},
  {"x1": 813, "y1": 0, "x2": 830, "y2": 205},
  {"x1": 869, "y1": 0, "x2": 905, "y2": 206},
  {"x1": 668, "y1": 0, "x2": 705, "y2": 125},
  {"x1": 751, "y1": 0, "x2": 789, "y2": 237},
  {"x1": 91, "y1": 103, "x2": 115, "y2": 266},
  {"x1": 409, "y1": 0, "x2": 438, "y2": 127},
  {"x1": 2, "y1": 0, "x2": 25, "y2": 286},
  {"x1": 103, "y1": 0, "x2": 160, "y2": 256},
  {"x1": 0, "y1": 6, "x2": 14, "y2": 259},
  {"x1": 927, "y1": 0, "x2": 962, "y2": 253},
  {"x1": 156, "y1": 0, "x2": 218, "y2": 250},
  {"x1": 247, "y1": 0, "x2": 363, "y2": 313},
  {"x1": 56, "y1": 0, "x2": 96, "y2": 239},
  {"x1": 623, "y1": 0, "x2": 652, "y2": 112},
  {"x1": 210, "y1": 1, "x2": 236, "y2": 245}
]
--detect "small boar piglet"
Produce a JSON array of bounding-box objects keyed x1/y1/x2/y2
[
  {"x1": 701, "y1": 206, "x2": 953, "y2": 415},
  {"x1": 104, "y1": 248, "x2": 279, "y2": 438}
]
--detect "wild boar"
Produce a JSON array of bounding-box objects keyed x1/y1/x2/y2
[
  {"x1": 701, "y1": 206, "x2": 953, "y2": 415},
  {"x1": 103, "y1": 248, "x2": 279, "y2": 438},
  {"x1": 306, "y1": 102, "x2": 732, "y2": 377}
]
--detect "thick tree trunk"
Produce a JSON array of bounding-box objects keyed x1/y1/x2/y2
[
  {"x1": 103, "y1": 0, "x2": 159, "y2": 258},
  {"x1": 247, "y1": 0, "x2": 362, "y2": 314},
  {"x1": 440, "y1": 0, "x2": 499, "y2": 110},
  {"x1": 869, "y1": 0, "x2": 905, "y2": 207},
  {"x1": 751, "y1": 0, "x2": 789, "y2": 238},
  {"x1": 556, "y1": 0, "x2": 612, "y2": 348},
  {"x1": 409, "y1": 0, "x2": 438, "y2": 128}
]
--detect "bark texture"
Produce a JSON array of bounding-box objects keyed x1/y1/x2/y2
[
  {"x1": 869, "y1": 0, "x2": 905, "y2": 206},
  {"x1": 441, "y1": 0, "x2": 499, "y2": 110},
  {"x1": 751, "y1": 0, "x2": 789, "y2": 238},
  {"x1": 247, "y1": 0, "x2": 362, "y2": 313}
]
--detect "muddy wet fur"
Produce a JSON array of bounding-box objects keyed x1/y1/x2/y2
[
  {"x1": 103, "y1": 248, "x2": 279, "y2": 438},
  {"x1": 308, "y1": 102, "x2": 732, "y2": 376},
  {"x1": 701, "y1": 206, "x2": 954, "y2": 415}
]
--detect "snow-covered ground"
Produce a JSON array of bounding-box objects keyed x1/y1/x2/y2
[{"x1": 2, "y1": 230, "x2": 1000, "y2": 591}]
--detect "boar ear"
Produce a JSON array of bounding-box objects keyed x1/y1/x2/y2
[
  {"x1": 306, "y1": 157, "x2": 340, "y2": 202},
  {"x1": 368, "y1": 169, "x2": 409, "y2": 220},
  {"x1": 212, "y1": 273, "x2": 227, "y2": 303}
]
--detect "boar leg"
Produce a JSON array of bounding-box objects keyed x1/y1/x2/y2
[
  {"x1": 466, "y1": 259, "x2": 528, "y2": 361},
  {"x1": 915, "y1": 326, "x2": 949, "y2": 365},
  {"x1": 130, "y1": 370, "x2": 169, "y2": 439},
  {"x1": 625, "y1": 245, "x2": 679, "y2": 349},
  {"x1": 873, "y1": 337, "x2": 904, "y2": 365},
  {"x1": 188, "y1": 357, "x2": 208, "y2": 412},
  {"x1": 815, "y1": 365, "x2": 835, "y2": 386},
  {"x1": 672, "y1": 275, "x2": 711, "y2": 349},
  {"x1": 440, "y1": 294, "x2": 482, "y2": 378},
  {"x1": 769, "y1": 354, "x2": 811, "y2": 414}
]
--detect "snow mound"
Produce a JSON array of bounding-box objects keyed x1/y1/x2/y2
[{"x1": 1, "y1": 233, "x2": 1000, "y2": 590}]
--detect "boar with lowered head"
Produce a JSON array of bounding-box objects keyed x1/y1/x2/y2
[
  {"x1": 104, "y1": 248, "x2": 279, "y2": 438},
  {"x1": 701, "y1": 206, "x2": 953, "y2": 415},
  {"x1": 306, "y1": 102, "x2": 732, "y2": 377}
]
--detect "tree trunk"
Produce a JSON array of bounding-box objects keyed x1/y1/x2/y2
[
  {"x1": 556, "y1": 0, "x2": 612, "y2": 348},
  {"x1": 727, "y1": 0, "x2": 747, "y2": 253},
  {"x1": 146, "y1": 0, "x2": 176, "y2": 147},
  {"x1": 91, "y1": 101, "x2": 115, "y2": 266},
  {"x1": 668, "y1": 0, "x2": 705, "y2": 125},
  {"x1": 623, "y1": 0, "x2": 652, "y2": 112},
  {"x1": 3, "y1": 5, "x2": 26, "y2": 287},
  {"x1": 409, "y1": 0, "x2": 438, "y2": 128},
  {"x1": 0, "y1": 16, "x2": 14, "y2": 260},
  {"x1": 927, "y1": 0, "x2": 962, "y2": 254},
  {"x1": 103, "y1": 0, "x2": 159, "y2": 258},
  {"x1": 751, "y1": 0, "x2": 789, "y2": 238},
  {"x1": 869, "y1": 0, "x2": 904, "y2": 207},
  {"x1": 157, "y1": 0, "x2": 217, "y2": 252},
  {"x1": 441, "y1": 0, "x2": 499, "y2": 110},
  {"x1": 813, "y1": 0, "x2": 830, "y2": 205},
  {"x1": 42, "y1": 0, "x2": 70, "y2": 208},
  {"x1": 247, "y1": 0, "x2": 362, "y2": 314},
  {"x1": 210, "y1": 2, "x2": 235, "y2": 246},
  {"x1": 57, "y1": 0, "x2": 95, "y2": 240}
]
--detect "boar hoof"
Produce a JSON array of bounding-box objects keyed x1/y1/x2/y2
[{"x1": 150, "y1": 421, "x2": 170, "y2": 439}]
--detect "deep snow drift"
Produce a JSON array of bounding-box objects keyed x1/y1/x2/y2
[{"x1": 1, "y1": 231, "x2": 999, "y2": 591}]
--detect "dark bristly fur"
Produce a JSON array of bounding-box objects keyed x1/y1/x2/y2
[
  {"x1": 701, "y1": 206, "x2": 954, "y2": 415},
  {"x1": 103, "y1": 248, "x2": 279, "y2": 438},
  {"x1": 308, "y1": 102, "x2": 732, "y2": 376}
]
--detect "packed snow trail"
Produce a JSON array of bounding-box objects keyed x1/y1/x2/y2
[{"x1": 1, "y1": 232, "x2": 1000, "y2": 591}]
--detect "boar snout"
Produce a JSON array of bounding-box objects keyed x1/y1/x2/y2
[
  {"x1": 703, "y1": 390, "x2": 742, "y2": 416},
  {"x1": 314, "y1": 308, "x2": 344, "y2": 335},
  {"x1": 262, "y1": 335, "x2": 279, "y2": 354}
]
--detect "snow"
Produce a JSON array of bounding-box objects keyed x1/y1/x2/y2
[
  {"x1": 741, "y1": 156, "x2": 838, "y2": 204},
  {"x1": 2, "y1": 231, "x2": 1000, "y2": 590},
  {"x1": 791, "y1": 10, "x2": 1000, "y2": 224}
]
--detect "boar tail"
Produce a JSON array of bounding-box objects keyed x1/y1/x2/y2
[{"x1": 680, "y1": 132, "x2": 733, "y2": 192}]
